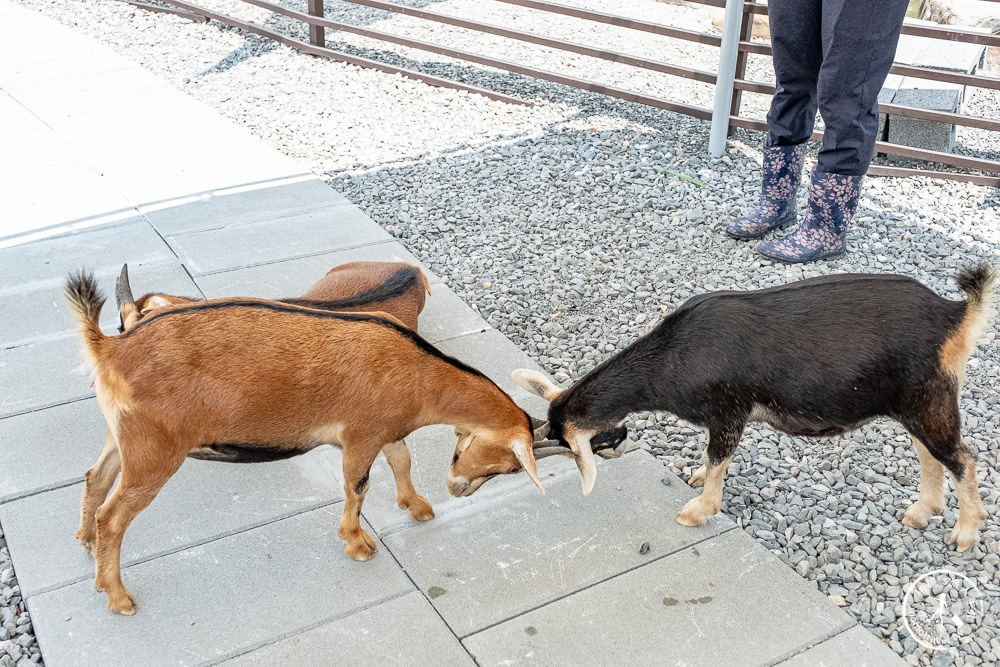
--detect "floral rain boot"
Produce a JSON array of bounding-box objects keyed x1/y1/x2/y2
[
  {"x1": 725, "y1": 143, "x2": 807, "y2": 240},
  {"x1": 756, "y1": 171, "x2": 863, "y2": 264}
]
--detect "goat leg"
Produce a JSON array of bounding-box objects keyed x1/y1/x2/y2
[{"x1": 382, "y1": 439, "x2": 434, "y2": 521}]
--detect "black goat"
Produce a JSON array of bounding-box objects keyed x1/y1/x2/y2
[{"x1": 514, "y1": 266, "x2": 997, "y2": 551}]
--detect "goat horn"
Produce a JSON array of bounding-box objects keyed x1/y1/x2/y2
[
  {"x1": 568, "y1": 433, "x2": 597, "y2": 496},
  {"x1": 115, "y1": 263, "x2": 135, "y2": 310},
  {"x1": 529, "y1": 415, "x2": 550, "y2": 442},
  {"x1": 511, "y1": 440, "x2": 545, "y2": 495}
]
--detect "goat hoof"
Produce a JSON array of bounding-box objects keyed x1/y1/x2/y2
[
  {"x1": 688, "y1": 465, "x2": 707, "y2": 488},
  {"x1": 403, "y1": 495, "x2": 434, "y2": 521},
  {"x1": 946, "y1": 526, "x2": 979, "y2": 552},
  {"x1": 677, "y1": 497, "x2": 715, "y2": 527},
  {"x1": 345, "y1": 541, "x2": 376, "y2": 562},
  {"x1": 106, "y1": 589, "x2": 136, "y2": 616}
]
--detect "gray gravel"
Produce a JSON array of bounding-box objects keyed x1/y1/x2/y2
[{"x1": 8, "y1": 0, "x2": 1000, "y2": 664}]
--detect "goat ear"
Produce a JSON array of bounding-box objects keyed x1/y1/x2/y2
[
  {"x1": 143, "y1": 295, "x2": 173, "y2": 311},
  {"x1": 512, "y1": 369, "x2": 563, "y2": 402},
  {"x1": 567, "y1": 432, "x2": 597, "y2": 496},
  {"x1": 511, "y1": 440, "x2": 544, "y2": 495}
]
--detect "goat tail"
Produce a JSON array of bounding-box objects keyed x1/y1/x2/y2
[
  {"x1": 65, "y1": 271, "x2": 108, "y2": 353},
  {"x1": 956, "y1": 264, "x2": 999, "y2": 359},
  {"x1": 958, "y1": 264, "x2": 999, "y2": 312}
]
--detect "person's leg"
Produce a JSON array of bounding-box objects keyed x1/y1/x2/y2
[
  {"x1": 758, "y1": 0, "x2": 909, "y2": 263},
  {"x1": 726, "y1": 0, "x2": 822, "y2": 240}
]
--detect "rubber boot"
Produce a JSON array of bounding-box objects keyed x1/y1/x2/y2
[
  {"x1": 725, "y1": 143, "x2": 807, "y2": 240},
  {"x1": 756, "y1": 171, "x2": 863, "y2": 263}
]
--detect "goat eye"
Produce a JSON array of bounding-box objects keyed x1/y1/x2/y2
[{"x1": 507, "y1": 467, "x2": 519, "y2": 474}]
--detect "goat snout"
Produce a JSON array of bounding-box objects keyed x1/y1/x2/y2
[{"x1": 447, "y1": 475, "x2": 471, "y2": 497}]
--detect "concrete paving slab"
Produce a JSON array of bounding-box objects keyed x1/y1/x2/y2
[
  {"x1": 166, "y1": 204, "x2": 392, "y2": 275},
  {"x1": 462, "y1": 529, "x2": 853, "y2": 665},
  {"x1": 414, "y1": 283, "x2": 489, "y2": 344},
  {"x1": 141, "y1": 176, "x2": 350, "y2": 235},
  {"x1": 2, "y1": 193, "x2": 137, "y2": 246},
  {"x1": 351, "y1": 423, "x2": 577, "y2": 536},
  {"x1": 0, "y1": 218, "x2": 174, "y2": 288},
  {"x1": 778, "y1": 625, "x2": 906, "y2": 666},
  {"x1": 435, "y1": 328, "x2": 550, "y2": 416},
  {"x1": 1, "y1": 447, "x2": 345, "y2": 597},
  {"x1": 26, "y1": 505, "x2": 412, "y2": 666},
  {"x1": 222, "y1": 591, "x2": 475, "y2": 666},
  {"x1": 0, "y1": 398, "x2": 105, "y2": 503},
  {"x1": 383, "y1": 451, "x2": 733, "y2": 637},
  {"x1": 0, "y1": 125, "x2": 84, "y2": 171},
  {"x1": 0, "y1": 335, "x2": 94, "y2": 418}
]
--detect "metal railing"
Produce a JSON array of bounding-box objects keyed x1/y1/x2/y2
[
  {"x1": 126, "y1": 0, "x2": 999, "y2": 185},
  {"x1": 716, "y1": 0, "x2": 1000, "y2": 186}
]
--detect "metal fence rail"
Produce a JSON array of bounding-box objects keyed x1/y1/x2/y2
[{"x1": 128, "y1": 0, "x2": 998, "y2": 185}]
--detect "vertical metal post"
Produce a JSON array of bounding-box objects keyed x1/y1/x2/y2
[
  {"x1": 728, "y1": 5, "x2": 756, "y2": 136},
  {"x1": 709, "y1": 0, "x2": 745, "y2": 157},
  {"x1": 308, "y1": 0, "x2": 325, "y2": 46}
]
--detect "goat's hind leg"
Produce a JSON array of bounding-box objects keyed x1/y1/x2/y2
[
  {"x1": 93, "y1": 438, "x2": 186, "y2": 615},
  {"x1": 688, "y1": 445, "x2": 710, "y2": 488},
  {"x1": 382, "y1": 439, "x2": 434, "y2": 521},
  {"x1": 678, "y1": 421, "x2": 742, "y2": 527},
  {"x1": 903, "y1": 398, "x2": 986, "y2": 551},
  {"x1": 78, "y1": 429, "x2": 122, "y2": 554}
]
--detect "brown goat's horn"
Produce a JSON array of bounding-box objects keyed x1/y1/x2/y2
[{"x1": 115, "y1": 263, "x2": 135, "y2": 310}]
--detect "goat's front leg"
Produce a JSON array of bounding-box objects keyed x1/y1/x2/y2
[
  {"x1": 677, "y1": 421, "x2": 742, "y2": 527},
  {"x1": 78, "y1": 429, "x2": 122, "y2": 554},
  {"x1": 339, "y1": 444, "x2": 381, "y2": 561},
  {"x1": 902, "y1": 436, "x2": 946, "y2": 529},
  {"x1": 382, "y1": 440, "x2": 434, "y2": 521},
  {"x1": 688, "y1": 444, "x2": 710, "y2": 488}
]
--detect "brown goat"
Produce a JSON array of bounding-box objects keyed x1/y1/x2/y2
[
  {"x1": 67, "y1": 272, "x2": 542, "y2": 615},
  {"x1": 81, "y1": 261, "x2": 435, "y2": 554}
]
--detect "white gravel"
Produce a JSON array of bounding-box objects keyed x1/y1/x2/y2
[{"x1": 7, "y1": 0, "x2": 1000, "y2": 664}]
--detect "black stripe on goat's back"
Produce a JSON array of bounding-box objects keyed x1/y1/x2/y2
[
  {"x1": 281, "y1": 264, "x2": 420, "y2": 311},
  {"x1": 124, "y1": 297, "x2": 500, "y2": 391}
]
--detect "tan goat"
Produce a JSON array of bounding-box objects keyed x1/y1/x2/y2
[{"x1": 66, "y1": 271, "x2": 542, "y2": 615}]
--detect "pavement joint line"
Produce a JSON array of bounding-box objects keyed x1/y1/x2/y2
[
  {"x1": 134, "y1": 172, "x2": 319, "y2": 214},
  {"x1": 198, "y1": 587, "x2": 418, "y2": 666},
  {"x1": 379, "y1": 531, "x2": 482, "y2": 666},
  {"x1": 20, "y1": 498, "x2": 347, "y2": 600},
  {"x1": 427, "y1": 329, "x2": 492, "y2": 347},
  {"x1": 457, "y1": 525, "x2": 739, "y2": 641},
  {"x1": 764, "y1": 619, "x2": 862, "y2": 666},
  {"x1": 0, "y1": 393, "x2": 95, "y2": 420},
  {"x1": 0, "y1": 477, "x2": 83, "y2": 507},
  {"x1": 184, "y1": 239, "x2": 410, "y2": 277},
  {"x1": 0, "y1": 210, "x2": 142, "y2": 251},
  {"x1": 145, "y1": 198, "x2": 348, "y2": 237}
]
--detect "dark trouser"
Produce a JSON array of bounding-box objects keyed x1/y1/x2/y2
[{"x1": 765, "y1": 0, "x2": 909, "y2": 175}]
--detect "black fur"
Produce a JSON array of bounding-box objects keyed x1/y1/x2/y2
[
  {"x1": 187, "y1": 443, "x2": 316, "y2": 463},
  {"x1": 281, "y1": 265, "x2": 420, "y2": 311},
  {"x1": 547, "y1": 270, "x2": 993, "y2": 479}
]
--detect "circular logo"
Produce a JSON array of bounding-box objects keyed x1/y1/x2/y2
[{"x1": 902, "y1": 569, "x2": 989, "y2": 650}]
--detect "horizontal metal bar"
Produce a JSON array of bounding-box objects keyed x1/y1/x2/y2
[
  {"x1": 116, "y1": 0, "x2": 209, "y2": 22},
  {"x1": 734, "y1": 78, "x2": 1000, "y2": 131},
  {"x1": 156, "y1": 0, "x2": 533, "y2": 105},
  {"x1": 492, "y1": 0, "x2": 724, "y2": 47},
  {"x1": 729, "y1": 116, "x2": 1000, "y2": 173},
  {"x1": 739, "y1": 1, "x2": 1000, "y2": 46},
  {"x1": 339, "y1": 0, "x2": 718, "y2": 84},
  {"x1": 738, "y1": 40, "x2": 1000, "y2": 90},
  {"x1": 867, "y1": 165, "x2": 1000, "y2": 187},
  {"x1": 238, "y1": 0, "x2": 712, "y2": 119}
]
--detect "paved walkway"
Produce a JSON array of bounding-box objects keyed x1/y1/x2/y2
[{"x1": 0, "y1": 2, "x2": 906, "y2": 664}]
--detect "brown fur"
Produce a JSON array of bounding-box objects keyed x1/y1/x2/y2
[{"x1": 67, "y1": 272, "x2": 536, "y2": 615}]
